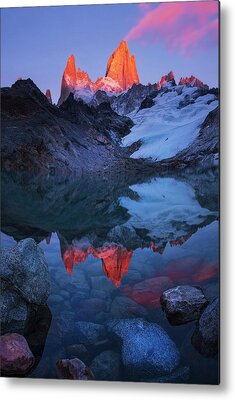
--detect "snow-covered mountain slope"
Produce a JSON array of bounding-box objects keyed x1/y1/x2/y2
[
  {"x1": 120, "y1": 177, "x2": 217, "y2": 242},
  {"x1": 121, "y1": 86, "x2": 218, "y2": 161}
]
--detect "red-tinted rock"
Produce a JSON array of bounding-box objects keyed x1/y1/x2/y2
[
  {"x1": 61, "y1": 243, "x2": 132, "y2": 286},
  {"x1": 0, "y1": 333, "x2": 34, "y2": 375},
  {"x1": 156, "y1": 71, "x2": 175, "y2": 90},
  {"x1": 179, "y1": 75, "x2": 209, "y2": 90},
  {"x1": 106, "y1": 40, "x2": 139, "y2": 91},
  {"x1": 56, "y1": 358, "x2": 95, "y2": 380},
  {"x1": 76, "y1": 67, "x2": 94, "y2": 90},
  {"x1": 62, "y1": 248, "x2": 75, "y2": 275},
  {"x1": 95, "y1": 76, "x2": 123, "y2": 93},
  {"x1": 93, "y1": 245, "x2": 133, "y2": 286},
  {"x1": 58, "y1": 54, "x2": 77, "y2": 105}
]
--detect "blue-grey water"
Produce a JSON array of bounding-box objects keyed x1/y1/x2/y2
[{"x1": 1, "y1": 168, "x2": 219, "y2": 384}]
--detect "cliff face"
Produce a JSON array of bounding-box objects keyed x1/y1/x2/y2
[
  {"x1": 105, "y1": 40, "x2": 140, "y2": 91},
  {"x1": 59, "y1": 55, "x2": 77, "y2": 105}
]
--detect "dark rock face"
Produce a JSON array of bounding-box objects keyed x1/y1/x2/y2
[
  {"x1": 106, "y1": 318, "x2": 180, "y2": 379},
  {"x1": 24, "y1": 304, "x2": 52, "y2": 368},
  {"x1": 139, "y1": 96, "x2": 155, "y2": 110},
  {"x1": 1, "y1": 79, "x2": 140, "y2": 175},
  {"x1": 191, "y1": 297, "x2": 219, "y2": 357},
  {"x1": 160, "y1": 285, "x2": 208, "y2": 325},
  {"x1": 74, "y1": 321, "x2": 107, "y2": 345},
  {"x1": 90, "y1": 83, "x2": 158, "y2": 115},
  {"x1": 90, "y1": 350, "x2": 120, "y2": 381},
  {"x1": 56, "y1": 358, "x2": 95, "y2": 380},
  {"x1": 45, "y1": 89, "x2": 52, "y2": 104},
  {"x1": 0, "y1": 333, "x2": 35, "y2": 376},
  {"x1": 60, "y1": 93, "x2": 133, "y2": 139},
  {"x1": 0, "y1": 239, "x2": 51, "y2": 333}
]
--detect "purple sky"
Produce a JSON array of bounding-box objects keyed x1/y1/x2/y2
[{"x1": 1, "y1": 1, "x2": 219, "y2": 103}]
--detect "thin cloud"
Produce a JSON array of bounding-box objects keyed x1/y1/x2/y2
[{"x1": 126, "y1": 1, "x2": 219, "y2": 55}]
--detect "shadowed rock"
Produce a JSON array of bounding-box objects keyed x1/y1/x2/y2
[
  {"x1": 160, "y1": 285, "x2": 208, "y2": 325},
  {"x1": 90, "y1": 350, "x2": 120, "y2": 381},
  {"x1": 191, "y1": 297, "x2": 219, "y2": 357}
]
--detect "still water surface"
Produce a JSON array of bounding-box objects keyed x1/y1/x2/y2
[{"x1": 1, "y1": 168, "x2": 219, "y2": 383}]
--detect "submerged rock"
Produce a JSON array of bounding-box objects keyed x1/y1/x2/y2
[
  {"x1": 0, "y1": 333, "x2": 34, "y2": 376},
  {"x1": 110, "y1": 296, "x2": 147, "y2": 319},
  {"x1": 75, "y1": 298, "x2": 108, "y2": 321},
  {"x1": 191, "y1": 297, "x2": 219, "y2": 357},
  {"x1": 75, "y1": 321, "x2": 107, "y2": 345},
  {"x1": 160, "y1": 285, "x2": 208, "y2": 325},
  {"x1": 107, "y1": 318, "x2": 180, "y2": 379},
  {"x1": 66, "y1": 344, "x2": 88, "y2": 359},
  {"x1": 90, "y1": 350, "x2": 120, "y2": 381},
  {"x1": 141, "y1": 365, "x2": 190, "y2": 383},
  {"x1": 56, "y1": 358, "x2": 95, "y2": 380}
]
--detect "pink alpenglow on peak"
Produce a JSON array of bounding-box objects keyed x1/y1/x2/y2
[
  {"x1": 76, "y1": 68, "x2": 94, "y2": 90},
  {"x1": 95, "y1": 77, "x2": 123, "y2": 93},
  {"x1": 58, "y1": 40, "x2": 140, "y2": 105},
  {"x1": 45, "y1": 89, "x2": 52, "y2": 104},
  {"x1": 58, "y1": 54, "x2": 77, "y2": 105},
  {"x1": 179, "y1": 76, "x2": 209, "y2": 90},
  {"x1": 156, "y1": 71, "x2": 175, "y2": 90},
  {"x1": 105, "y1": 40, "x2": 140, "y2": 91}
]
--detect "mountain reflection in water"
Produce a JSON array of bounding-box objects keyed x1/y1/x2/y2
[{"x1": 1, "y1": 168, "x2": 218, "y2": 289}]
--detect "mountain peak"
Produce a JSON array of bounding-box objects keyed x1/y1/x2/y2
[
  {"x1": 156, "y1": 71, "x2": 175, "y2": 90},
  {"x1": 45, "y1": 89, "x2": 52, "y2": 104},
  {"x1": 105, "y1": 40, "x2": 139, "y2": 91},
  {"x1": 179, "y1": 75, "x2": 209, "y2": 89}
]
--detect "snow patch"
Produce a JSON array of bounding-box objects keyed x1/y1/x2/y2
[{"x1": 122, "y1": 86, "x2": 218, "y2": 161}]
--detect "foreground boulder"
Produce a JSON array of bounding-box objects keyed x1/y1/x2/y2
[
  {"x1": 56, "y1": 358, "x2": 94, "y2": 380},
  {"x1": 160, "y1": 285, "x2": 208, "y2": 325},
  {"x1": 107, "y1": 318, "x2": 180, "y2": 379},
  {"x1": 191, "y1": 297, "x2": 219, "y2": 357},
  {"x1": 0, "y1": 333, "x2": 34, "y2": 376},
  {"x1": 0, "y1": 238, "x2": 51, "y2": 333}
]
